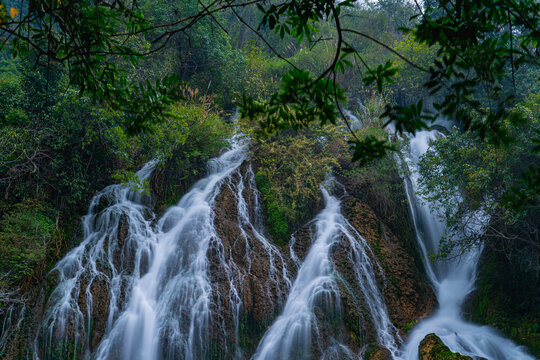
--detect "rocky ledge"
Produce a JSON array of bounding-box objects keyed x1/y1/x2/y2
[{"x1": 419, "y1": 333, "x2": 473, "y2": 360}]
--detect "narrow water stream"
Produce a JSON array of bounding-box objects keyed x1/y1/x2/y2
[{"x1": 253, "y1": 184, "x2": 401, "y2": 360}]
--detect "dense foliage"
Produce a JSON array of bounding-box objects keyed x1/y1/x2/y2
[
  {"x1": 418, "y1": 93, "x2": 540, "y2": 352},
  {"x1": 2, "y1": 0, "x2": 538, "y2": 170},
  {"x1": 419, "y1": 93, "x2": 540, "y2": 263},
  {"x1": 253, "y1": 125, "x2": 347, "y2": 242}
]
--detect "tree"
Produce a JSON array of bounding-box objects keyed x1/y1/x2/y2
[
  {"x1": 418, "y1": 93, "x2": 539, "y2": 261},
  {"x1": 0, "y1": 0, "x2": 538, "y2": 185}
]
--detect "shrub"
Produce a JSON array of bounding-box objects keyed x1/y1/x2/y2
[
  {"x1": 253, "y1": 126, "x2": 347, "y2": 242},
  {"x1": 147, "y1": 98, "x2": 233, "y2": 211},
  {"x1": 0, "y1": 200, "x2": 57, "y2": 281}
]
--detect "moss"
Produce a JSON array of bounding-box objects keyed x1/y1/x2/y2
[
  {"x1": 471, "y1": 250, "x2": 540, "y2": 357},
  {"x1": 390, "y1": 276, "x2": 402, "y2": 296},
  {"x1": 237, "y1": 311, "x2": 272, "y2": 355},
  {"x1": 149, "y1": 106, "x2": 233, "y2": 214},
  {"x1": 255, "y1": 171, "x2": 289, "y2": 243},
  {"x1": 402, "y1": 319, "x2": 418, "y2": 334},
  {"x1": 250, "y1": 127, "x2": 347, "y2": 244},
  {"x1": 38, "y1": 337, "x2": 83, "y2": 360},
  {"x1": 364, "y1": 344, "x2": 380, "y2": 359},
  {"x1": 423, "y1": 343, "x2": 469, "y2": 359},
  {"x1": 334, "y1": 272, "x2": 372, "y2": 349},
  {"x1": 0, "y1": 200, "x2": 56, "y2": 281}
]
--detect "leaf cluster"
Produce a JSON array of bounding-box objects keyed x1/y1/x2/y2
[
  {"x1": 240, "y1": 68, "x2": 346, "y2": 135},
  {"x1": 418, "y1": 92, "x2": 540, "y2": 258}
]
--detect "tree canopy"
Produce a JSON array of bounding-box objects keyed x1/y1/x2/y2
[{"x1": 0, "y1": 0, "x2": 538, "y2": 198}]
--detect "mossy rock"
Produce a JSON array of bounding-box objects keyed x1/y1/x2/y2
[
  {"x1": 402, "y1": 319, "x2": 418, "y2": 334},
  {"x1": 418, "y1": 334, "x2": 473, "y2": 360},
  {"x1": 471, "y1": 250, "x2": 540, "y2": 357}
]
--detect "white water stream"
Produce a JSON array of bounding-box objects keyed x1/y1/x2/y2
[
  {"x1": 253, "y1": 185, "x2": 401, "y2": 360},
  {"x1": 38, "y1": 160, "x2": 158, "y2": 359},
  {"x1": 397, "y1": 130, "x2": 536, "y2": 360},
  {"x1": 94, "y1": 138, "x2": 250, "y2": 360}
]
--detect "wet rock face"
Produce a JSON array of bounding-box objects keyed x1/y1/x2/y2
[
  {"x1": 290, "y1": 225, "x2": 313, "y2": 264},
  {"x1": 210, "y1": 170, "x2": 290, "y2": 358},
  {"x1": 418, "y1": 333, "x2": 473, "y2": 360},
  {"x1": 341, "y1": 197, "x2": 436, "y2": 333},
  {"x1": 37, "y1": 215, "x2": 134, "y2": 359},
  {"x1": 331, "y1": 233, "x2": 377, "y2": 348},
  {"x1": 365, "y1": 345, "x2": 392, "y2": 360}
]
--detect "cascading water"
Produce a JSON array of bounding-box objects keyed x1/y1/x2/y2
[
  {"x1": 398, "y1": 129, "x2": 535, "y2": 360},
  {"x1": 251, "y1": 187, "x2": 342, "y2": 360},
  {"x1": 252, "y1": 184, "x2": 401, "y2": 360},
  {"x1": 37, "y1": 160, "x2": 158, "y2": 359},
  {"x1": 31, "y1": 119, "x2": 535, "y2": 360},
  {"x1": 0, "y1": 303, "x2": 25, "y2": 354},
  {"x1": 36, "y1": 134, "x2": 291, "y2": 360},
  {"x1": 342, "y1": 210, "x2": 402, "y2": 357},
  {"x1": 94, "y1": 136, "x2": 250, "y2": 360}
]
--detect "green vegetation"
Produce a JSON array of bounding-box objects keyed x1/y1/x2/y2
[
  {"x1": 418, "y1": 93, "x2": 540, "y2": 262},
  {"x1": 149, "y1": 96, "x2": 233, "y2": 213},
  {"x1": 2, "y1": 0, "x2": 537, "y2": 176},
  {"x1": 252, "y1": 125, "x2": 347, "y2": 243},
  {"x1": 391, "y1": 34, "x2": 439, "y2": 105},
  {"x1": 0, "y1": 64, "x2": 232, "y2": 303},
  {"x1": 472, "y1": 250, "x2": 540, "y2": 357},
  {"x1": 418, "y1": 93, "x2": 540, "y2": 355},
  {"x1": 0, "y1": 200, "x2": 56, "y2": 280},
  {"x1": 419, "y1": 333, "x2": 472, "y2": 360},
  {"x1": 336, "y1": 96, "x2": 414, "y2": 241},
  {"x1": 402, "y1": 319, "x2": 418, "y2": 334}
]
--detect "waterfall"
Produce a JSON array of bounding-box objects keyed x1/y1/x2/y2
[
  {"x1": 93, "y1": 136, "x2": 251, "y2": 360},
  {"x1": 251, "y1": 187, "x2": 342, "y2": 360},
  {"x1": 32, "y1": 122, "x2": 535, "y2": 360},
  {"x1": 341, "y1": 211, "x2": 402, "y2": 357},
  {"x1": 252, "y1": 184, "x2": 400, "y2": 360},
  {"x1": 397, "y1": 130, "x2": 535, "y2": 360},
  {"x1": 343, "y1": 109, "x2": 363, "y2": 130},
  {"x1": 0, "y1": 304, "x2": 25, "y2": 355},
  {"x1": 35, "y1": 134, "x2": 291, "y2": 360}
]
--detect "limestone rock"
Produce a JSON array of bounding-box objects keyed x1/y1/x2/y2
[{"x1": 419, "y1": 333, "x2": 473, "y2": 360}]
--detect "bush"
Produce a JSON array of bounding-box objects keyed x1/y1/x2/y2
[
  {"x1": 0, "y1": 76, "x2": 24, "y2": 122},
  {"x1": 5, "y1": 108, "x2": 29, "y2": 126},
  {"x1": 252, "y1": 126, "x2": 347, "y2": 242},
  {"x1": 0, "y1": 200, "x2": 57, "y2": 281},
  {"x1": 147, "y1": 97, "x2": 233, "y2": 212},
  {"x1": 418, "y1": 92, "x2": 540, "y2": 259}
]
